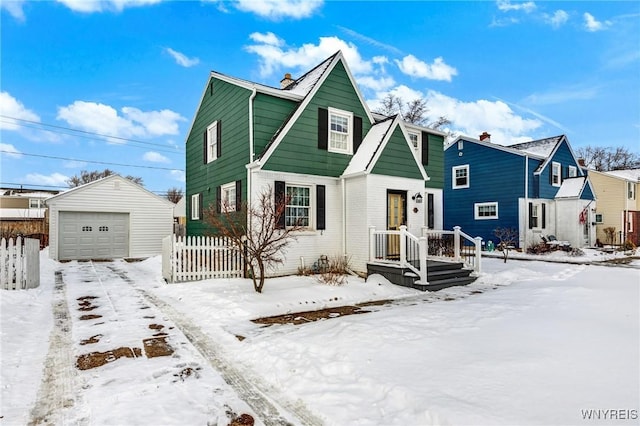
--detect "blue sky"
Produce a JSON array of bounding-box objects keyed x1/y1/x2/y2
[{"x1": 1, "y1": 0, "x2": 638, "y2": 196}]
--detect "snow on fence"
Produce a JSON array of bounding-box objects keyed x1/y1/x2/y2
[
  {"x1": 162, "y1": 235, "x2": 245, "y2": 283},
  {"x1": 1, "y1": 237, "x2": 40, "y2": 290}
]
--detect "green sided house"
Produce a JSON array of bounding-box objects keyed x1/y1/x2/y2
[{"x1": 185, "y1": 51, "x2": 446, "y2": 276}]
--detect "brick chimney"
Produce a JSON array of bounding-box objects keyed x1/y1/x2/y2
[
  {"x1": 479, "y1": 131, "x2": 491, "y2": 142},
  {"x1": 280, "y1": 73, "x2": 294, "y2": 89},
  {"x1": 578, "y1": 158, "x2": 586, "y2": 167}
]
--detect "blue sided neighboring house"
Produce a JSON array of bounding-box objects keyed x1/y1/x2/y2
[{"x1": 444, "y1": 132, "x2": 597, "y2": 250}]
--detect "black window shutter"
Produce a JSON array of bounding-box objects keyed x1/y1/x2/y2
[
  {"x1": 216, "y1": 186, "x2": 221, "y2": 214},
  {"x1": 427, "y1": 193, "x2": 434, "y2": 229},
  {"x1": 216, "y1": 120, "x2": 222, "y2": 158},
  {"x1": 235, "y1": 180, "x2": 242, "y2": 209},
  {"x1": 274, "y1": 181, "x2": 286, "y2": 229},
  {"x1": 199, "y1": 193, "x2": 203, "y2": 219},
  {"x1": 318, "y1": 108, "x2": 328, "y2": 150},
  {"x1": 316, "y1": 185, "x2": 326, "y2": 230},
  {"x1": 528, "y1": 202, "x2": 533, "y2": 229},
  {"x1": 421, "y1": 132, "x2": 430, "y2": 165},
  {"x1": 353, "y1": 116, "x2": 363, "y2": 152},
  {"x1": 542, "y1": 203, "x2": 546, "y2": 229},
  {"x1": 203, "y1": 130, "x2": 207, "y2": 164}
]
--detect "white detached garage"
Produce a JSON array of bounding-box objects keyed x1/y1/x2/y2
[{"x1": 48, "y1": 175, "x2": 174, "y2": 261}]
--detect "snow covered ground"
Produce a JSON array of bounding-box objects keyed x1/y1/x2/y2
[{"x1": 1, "y1": 248, "x2": 638, "y2": 425}]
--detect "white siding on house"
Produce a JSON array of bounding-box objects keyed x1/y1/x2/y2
[
  {"x1": 48, "y1": 176, "x2": 174, "y2": 260},
  {"x1": 345, "y1": 175, "x2": 368, "y2": 272}
]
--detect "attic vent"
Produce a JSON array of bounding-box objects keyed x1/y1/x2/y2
[{"x1": 280, "y1": 73, "x2": 294, "y2": 89}]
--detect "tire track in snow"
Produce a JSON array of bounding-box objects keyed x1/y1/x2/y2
[
  {"x1": 106, "y1": 265, "x2": 323, "y2": 426},
  {"x1": 28, "y1": 270, "x2": 87, "y2": 426}
]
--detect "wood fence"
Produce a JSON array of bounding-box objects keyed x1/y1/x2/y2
[
  {"x1": 162, "y1": 235, "x2": 245, "y2": 283},
  {"x1": 1, "y1": 237, "x2": 40, "y2": 290}
]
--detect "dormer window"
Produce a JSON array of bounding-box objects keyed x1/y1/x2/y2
[
  {"x1": 328, "y1": 108, "x2": 352, "y2": 154},
  {"x1": 408, "y1": 132, "x2": 419, "y2": 152},
  {"x1": 568, "y1": 165, "x2": 577, "y2": 177},
  {"x1": 551, "y1": 162, "x2": 561, "y2": 187}
]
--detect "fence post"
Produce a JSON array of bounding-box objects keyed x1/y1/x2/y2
[
  {"x1": 474, "y1": 236, "x2": 483, "y2": 273},
  {"x1": 453, "y1": 226, "x2": 461, "y2": 262},
  {"x1": 416, "y1": 236, "x2": 429, "y2": 285},
  {"x1": 369, "y1": 226, "x2": 376, "y2": 262}
]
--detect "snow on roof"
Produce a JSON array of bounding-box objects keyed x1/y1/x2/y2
[
  {"x1": 555, "y1": 177, "x2": 586, "y2": 198},
  {"x1": 604, "y1": 169, "x2": 640, "y2": 182},
  {"x1": 508, "y1": 135, "x2": 563, "y2": 158},
  {"x1": 283, "y1": 53, "x2": 336, "y2": 97},
  {"x1": 342, "y1": 118, "x2": 394, "y2": 176},
  {"x1": 0, "y1": 208, "x2": 46, "y2": 219}
]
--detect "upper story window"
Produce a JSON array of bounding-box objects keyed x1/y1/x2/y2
[
  {"x1": 474, "y1": 202, "x2": 498, "y2": 220},
  {"x1": 206, "y1": 121, "x2": 218, "y2": 163},
  {"x1": 408, "y1": 132, "x2": 419, "y2": 152},
  {"x1": 328, "y1": 108, "x2": 352, "y2": 154},
  {"x1": 191, "y1": 194, "x2": 200, "y2": 220},
  {"x1": 286, "y1": 185, "x2": 311, "y2": 227},
  {"x1": 221, "y1": 182, "x2": 236, "y2": 213},
  {"x1": 628, "y1": 182, "x2": 636, "y2": 200},
  {"x1": 551, "y1": 162, "x2": 561, "y2": 187},
  {"x1": 568, "y1": 165, "x2": 577, "y2": 177},
  {"x1": 452, "y1": 165, "x2": 469, "y2": 189},
  {"x1": 29, "y1": 199, "x2": 44, "y2": 208}
]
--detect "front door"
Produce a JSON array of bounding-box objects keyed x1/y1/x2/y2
[{"x1": 387, "y1": 191, "x2": 406, "y2": 259}]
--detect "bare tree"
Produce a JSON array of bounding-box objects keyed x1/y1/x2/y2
[
  {"x1": 494, "y1": 227, "x2": 519, "y2": 263},
  {"x1": 67, "y1": 169, "x2": 143, "y2": 187},
  {"x1": 576, "y1": 145, "x2": 640, "y2": 171},
  {"x1": 204, "y1": 186, "x2": 304, "y2": 293},
  {"x1": 373, "y1": 93, "x2": 452, "y2": 133},
  {"x1": 165, "y1": 187, "x2": 184, "y2": 203}
]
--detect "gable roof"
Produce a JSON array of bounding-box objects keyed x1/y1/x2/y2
[
  {"x1": 341, "y1": 115, "x2": 428, "y2": 180},
  {"x1": 604, "y1": 169, "x2": 640, "y2": 182},
  {"x1": 445, "y1": 135, "x2": 543, "y2": 158},
  {"x1": 47, "y1": 174, "x2": 174, "y2": 207},
  {"x1": 555, "y1": 176, "x2": 589, "y2": 199}
]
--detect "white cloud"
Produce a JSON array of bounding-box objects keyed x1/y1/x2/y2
[
  {"x1": 0, "y1": 91, "x2": 40, "y2": 131},
  {"x1": 583, "y1": 12, "x2": 611, "y2": 32},
  {"x1": 523, "y1": 86, "x2": 599, "y2": 106},
  {"x1": 395, "y1": 55, "x2": 458, "y2": 82},
  {"x1": 546, "y1": 10, "x2": 569, "y2": 28},
  {"x1": 23, "y1": 172, "x2": 69, "y2": 187},
  {"x1": 165, "y1": 48, "x2": 199, "y2": 67},
  {"x1": 337, "y1": 26, "x2": 403, "y2": 55},
  {"x1": 496, "y1": 0, "x2": 536, "y2": 13},
  {"x1": 170, "y1": 169, "x2": 185, "y2": 183},
  {"x1": 0, "y1": 143, "x2": 22, "y2": 159},
  {"x1": 143, "y1": 151, "x2": 170, "y2": 163},
  {"x1": 233, "y1": 0, "x2": 322, "y2": 20},
  {"x1": 357, "y1": 76, "x2": 396, "y2": 93},
  {"x1": 55, "y1": 0, "x2": 162, "y2": 13},
  {"x1": 245, "y1": 34, "x2": 372, "y2": 77},
  {"x1": 1, "y1": 0, "x2": 26, "y2": 21},
  {"x1": 56, "y1": 101, "x2": 186, "y2": 142},
  {"x1": 63, "y1": 160, "x2": 88, "y2": 169}
]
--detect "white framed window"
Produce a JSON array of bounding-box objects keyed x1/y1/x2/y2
[
  {"x1": 206, "y1": 121, "x2": 218, "y2": 163},
  {"x1": 531, "y1": 204, "x2": 540, "y2": 228},
  {"x1": 552, "y1": 162, "x2": 561, "y2": 187},
  {"x1": 474, "y1": 202, "x2": 498, "y2": 220},
  {"x1": 29, "y1": 199, "x2": 44, "y2": 208},
  {"x1": 628, "y1": 182, "x2": 635, "y2": 200},
  {"x1": 191, "y1": 194, "x2": 200, "y2": 220},
  {"x1": 408, "y1": 131, "x2": 420, "y2": 153},
  {"x1": 568, "y1": 165, "x2": 577, "y2": 177},
  {"x1": 453, "y1": 165, "x2": 469, "y2": 189},
  {"x1": 595, "y1": 213, "x2": 603, "y2": 224},
  {"x1": 328, "y1": 108, "x2": 352, "y2": 154},
  {"x1": 285, "y1": 184, "x2": 311, "y2": 227},
  {"x1": 221, "y1": 182, "x2": 236, "y2": 212}
]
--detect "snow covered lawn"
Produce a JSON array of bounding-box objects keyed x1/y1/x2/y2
[{"x1": 1, "y1": 249, "x2": 638, "y2": 425}]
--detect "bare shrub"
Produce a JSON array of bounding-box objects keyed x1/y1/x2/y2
[{"x1": 316, "y1": 255, "x2": 351, "y2": 286}]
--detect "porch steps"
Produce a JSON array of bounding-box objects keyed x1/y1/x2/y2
[{"x1": 367, "y1": 260, "x2": 477, "y2": 292}]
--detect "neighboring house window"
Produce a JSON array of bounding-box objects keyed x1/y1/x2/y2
[
  {"x1": 191, "y1": 194, "x2": 200, "y2": 220},
  {"x1": 528, "y1": 202, "x2": 546, "y2": 229},
  {"x1": 286, "y1": 185, "x2": 311, "y2": 227},
  {"x1": 568, "y1": 166, "x2": 577, "y2": 177},
  {"x1": 474, "y1": 202, "x2": 498, "y2": 220},
  {"x1": 408, "y1": 132, "x2": 419, "y2": 152},
  {"x1": 531, "y1": 204, "x2": 539, "y2": 228},
  {"x1": 206, "y1": 121, "x2": 219, "y2": 163},
  {"x1": 628, "y1": 182, "x2": 636, "y2": 200},
  {"x1": 595, "y1": 213, "x2": 603, "y2": 224},
  {"x1": 628, "y1": 212, "x2": 634, "y2": 233},
  {"x1": 551, "y1": 162, "x2": 561, "y2": 186},
  {"x1": 29, "y1": 199, "x2": 44, "y2": 208},
  {"x1": 453, "y1": 165, "x2": 469, "y2": 189},
  {"x1": 328, "y1": 108, "x2": 353, "y2": 154},
  {"x1": 221, "y1": 182, "x2": 236, "y2": 212}
]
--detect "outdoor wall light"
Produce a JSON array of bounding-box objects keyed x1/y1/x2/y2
[{"x1": 412, "y1": 192, "x2": 423, "y2": 203}]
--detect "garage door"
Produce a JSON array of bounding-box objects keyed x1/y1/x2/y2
[{"x1": 59, "y1": 212, "x2": 129, "y2": 260}]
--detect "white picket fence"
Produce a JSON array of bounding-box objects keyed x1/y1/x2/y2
[
  {"x1": 1, "y1": 237, "x2": 40, "y2": 290},
  {"x1": 162, "y1": 235, "x2": 245, "y2": 283}
]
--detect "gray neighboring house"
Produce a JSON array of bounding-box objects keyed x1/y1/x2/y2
[{"x1": 47, "y1": 174, "x2": 174, "y2": 261}]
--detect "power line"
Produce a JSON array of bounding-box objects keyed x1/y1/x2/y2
[
  {"x1": 0, "y1": 115, "x2": 185, "y2": 153},
  {"x1": 0, "y1": 149, "x2": 184, "y2": 171}
]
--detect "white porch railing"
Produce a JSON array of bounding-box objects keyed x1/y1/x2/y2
[
  {"x1": 369, "y1": 225, "x2": 482, "y2": 285},
  {"x1": 162, "y1": 235, "x2": 245, "y2": 283},
  {"x1": 1, "y1": 237, "x2": 40, "y2": 290}
]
